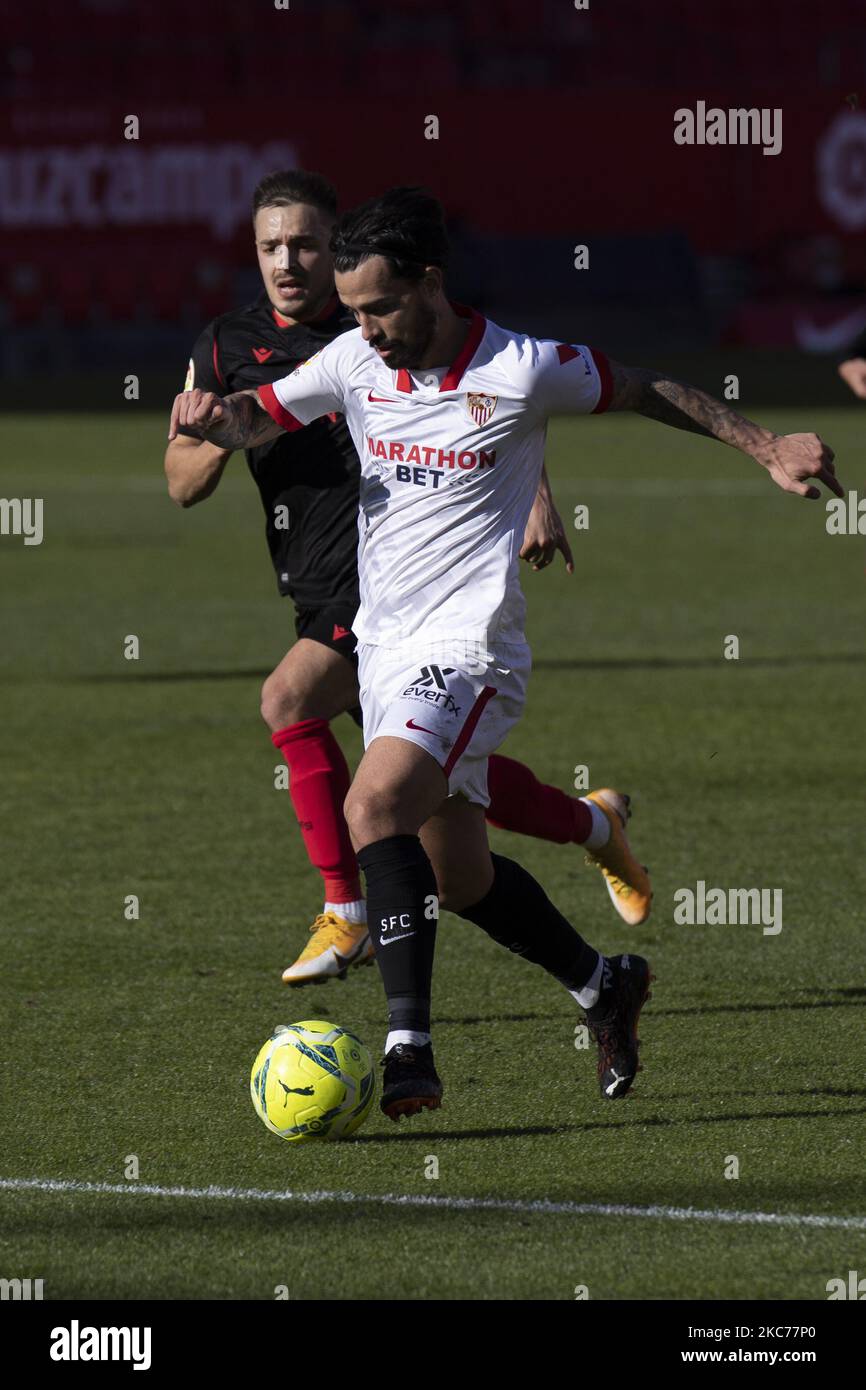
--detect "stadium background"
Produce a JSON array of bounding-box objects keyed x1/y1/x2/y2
[{"x1": 3, "y1": 0, "x2": 866, "y2": 403}]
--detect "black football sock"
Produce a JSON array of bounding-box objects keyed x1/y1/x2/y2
[
  {"x1": 356, "y1": 834, "x2": 438, "y2": 1036},
  {"x1": 458, "y1": 853, "x2": 599, "y2": 993}
]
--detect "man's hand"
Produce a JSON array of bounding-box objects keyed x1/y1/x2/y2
[
  {"x1": 751, "y1": 432, "x2": 842, "y2": 501},
  {"x1": 168, "y1": 387, "x2": 282, "y2": 449},
  {"x1": 838, "y1": 357, "x2": 866, "y2": 400},
  {"x1": 520, "y1": 472, "x2": 574, "y2": 572},
  {"x1": 168, "y1": 388, "x2": 228, "y2": 441}
]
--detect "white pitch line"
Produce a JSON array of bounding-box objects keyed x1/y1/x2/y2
[{"x1": 1, "y1": 1177, "x2": 864, "y2": 1231}]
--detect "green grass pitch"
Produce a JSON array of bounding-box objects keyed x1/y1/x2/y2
[{"x1": 1, "y1": 404, "x2": 865, "y2": 1300}]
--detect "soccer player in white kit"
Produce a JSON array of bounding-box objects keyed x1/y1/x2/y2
[{"x1": 170, "y1": 187, "x2": 840, "y2": 1121}]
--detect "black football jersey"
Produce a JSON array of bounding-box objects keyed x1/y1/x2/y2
[{"x1": 180, "y1": 292, "x2": 360, "y2": 608}]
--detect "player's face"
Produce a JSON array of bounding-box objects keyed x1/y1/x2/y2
[
  {"x1": 336, "y1": 256, "x2": 439, "y2": 369},
  {"x1": 254, "y1": 203, "x2": 335, "y2": 322}
]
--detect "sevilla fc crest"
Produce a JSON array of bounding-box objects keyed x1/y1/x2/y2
[{"x1": 466, "y1": 392, "x2": 497, "y2": 427}]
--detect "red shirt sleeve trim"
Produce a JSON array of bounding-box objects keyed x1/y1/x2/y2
[
  {"x1": 589, "y1": 347, "x2": 613, "y2": 414},
  {"x1": 258, "y1": 382, "x2": 304, "y2": 432}
]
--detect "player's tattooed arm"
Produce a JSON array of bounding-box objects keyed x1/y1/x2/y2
[
  {"x1": 606, "y1": 359, "x2": 842, "y2": 499},
  {"x1": 168, "y1": 388, "x2": 284, "y2": 448}
]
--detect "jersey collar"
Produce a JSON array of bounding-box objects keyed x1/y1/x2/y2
[{"x1": 395, "y1": 302, "x2": 486, "y2": 394}]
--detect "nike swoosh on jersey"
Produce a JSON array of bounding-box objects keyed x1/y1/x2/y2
[
  {"x1": 405, "y1": 718, "x2": 441, "y2": 735},
  {"x1": 379, "y1": 932, "x2": 415, "y2": 946}
]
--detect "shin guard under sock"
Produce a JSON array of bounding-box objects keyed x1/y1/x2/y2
[{"x1": 356, "y1": 835, "x2": 438, "y2": 1033}]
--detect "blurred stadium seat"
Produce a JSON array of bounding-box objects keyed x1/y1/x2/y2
[
  {"x1": 6, "y1": 0, "x2": 863, "y2": 102},
  {"x1": 55, "y1": 265, "x2": 95, "y2": 326},
  {"x1": 1, "y1": 0, "x2": 864, "y2": 357},
  {"x1": 7, "y1": 263, "x2": 43, "y2": 327}
]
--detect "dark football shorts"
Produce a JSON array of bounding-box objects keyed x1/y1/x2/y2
[{"x1": 293, "y1": 601, "x2": 363, "y2": 729}]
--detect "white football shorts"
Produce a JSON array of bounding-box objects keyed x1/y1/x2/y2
[{"x1": 356, "y1": 638, "x2": 531, "y2": 807}]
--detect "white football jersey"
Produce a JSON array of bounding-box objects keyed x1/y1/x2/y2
[{"x1": 259, "y1": 305, "x2": 612, "y2": 648}]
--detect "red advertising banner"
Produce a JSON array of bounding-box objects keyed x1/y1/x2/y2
[{"x1": 2, "y1": 95, "x2": 865, "y2": 252}]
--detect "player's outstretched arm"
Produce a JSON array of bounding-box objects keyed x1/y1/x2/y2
[
  {"x1": 520, "y1": 465, "x2": 574, "y2": 572},
  {"x1": 168, "y1": 388, "x2": 284, "y2": 449},
  {"x1": 605, "y1": 359, "x2": 842, "y2": 500},
  {"x1": 164, "y1": 434, "x2": 233, "y2": 508}
]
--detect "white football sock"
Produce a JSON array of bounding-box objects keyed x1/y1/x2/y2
[
  {"x1": 570, "y1": 952, "x2": 605, "y2": 1010},
  {"x1": 324, "y1": 899, "x2": 367, "y2": 924},
  {"x1": 579, "y1": 799, "x2": 611, "y2": 851},
  {"x1": 386, "y1": 1030, "x2": 431, "y2": 1051}
]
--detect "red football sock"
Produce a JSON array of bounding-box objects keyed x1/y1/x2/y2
[
  {"x1": 485, "y1": 754, "x2": 593, "y2": 844},
  {"x1": 271, "y1": 718, "x2": 362, "y2": 904}
]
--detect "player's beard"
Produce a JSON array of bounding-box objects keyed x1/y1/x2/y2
[{"x1": 374, "y1": 300, "x2": 438, "y2": 370}]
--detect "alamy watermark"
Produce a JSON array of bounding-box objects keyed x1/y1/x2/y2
[
  {"x1": 826, "y1": 1269, "x2": 866, "y2": 1299},
  {"x1": 675, "y1": 102, "x2": 782, "y2": 157},
  {"x1": 0, "y1": 498, "x2": 43, "y2": 545},
  {"x1": 826, "y1": 490, "x2": 866, "y2": 534},
  {"x1": 50, "y1": 1322, "x2": 152, "y2": 1370},
  {"x1": 1, "y1": 1277, "x2": 44, "y2": 1300},
  {"x1": 674, "y1": 881, "x2": 783, "y2": 935}
]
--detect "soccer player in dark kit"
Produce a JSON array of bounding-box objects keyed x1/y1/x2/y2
[{"x1": 164, "y1": 171, "x2": 652, "y2": 987}]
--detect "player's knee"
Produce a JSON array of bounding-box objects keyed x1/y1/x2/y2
[
  {"x1": 260, "y1": 670, "x2": 300, "y2": 731},
  {"x1": 343, "y1": 787, "x2": 378, "y2": 846},
  {"x1": 344, "y1": 785, "x2": 405, "y2": 849}
]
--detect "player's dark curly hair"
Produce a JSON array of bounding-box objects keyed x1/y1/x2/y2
[
  {"x1": 330, "y1": 186, "x2": 449, "y2": 281},
  {"x1": 251, "y1": 170, "x2": 337, "y2": 221}
]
